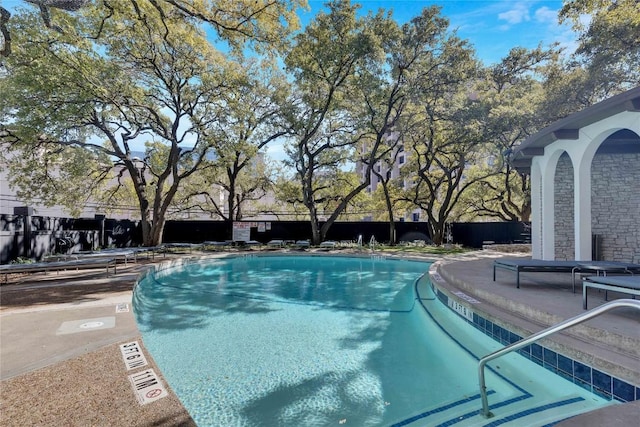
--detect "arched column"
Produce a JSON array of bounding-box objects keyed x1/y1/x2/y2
[
  {"x1": 512, "y1": 90, "x2": 640, "y2": 262},
  {"x1": 529, "y1": 161, "x2": 542, "y2": 259},
  {"x1": 537, "y1": 150, "x2": 566, "y2": 260},
  {"x1": 572, "y1": 152, "x2": 592, "y2": 260},
  {"x1": 573, "y1": 111, "x2": 640, "y2": 261}
]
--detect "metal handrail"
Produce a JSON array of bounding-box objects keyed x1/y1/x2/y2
[{"x1": 479, "y1": 299, "x2": 640, "y2": 418}]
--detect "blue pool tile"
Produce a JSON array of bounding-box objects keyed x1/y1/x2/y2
[
  {"x1": 592, "y1": 386, "x2": 612, "y2": 400},
  {"x1": 478, "y1": 316, "x2": 485, "y2": 330},
  {"x1": 574, "y1": 377, "x2": 592, "y2": 392},
  {"x1": 612, "y1": 378, "x2": 635, "y2": 402},
  {"x1": 531, "y1": 355, "x2": 544, "y2": 367},
  {"x1": 485, "y1": 320, "x2": 493, "y2": 335},
  {"x1": 500, "y1": 327, "x2": 510, "y2": 344},
  {"x1": 436, "y1": 290, "x2": 446, "y2": 303},
  {"x1": 557, "y1": 369, "x2": 573, "y2": 382},
  {"x1": 443, "y1": 301, "x2": 637, "y2": 405},
  {"x1": 518, "y1": 350, "x2": 531, "y2": 360},
  {"x1": 531, "y1": 343, "x2": 543, "y2": 360},
  {"x1": 557, "y1": 354, "x2": 573, "y2": 375},
  {"x1": 492, "y1": 324, "x2": 502, "y2": 340},
  {"x1": 543, "y1": 348, "x2": 557, "y2": 368},
  {"x1": 518, "y1": 345, "x2": 531, "y2": 358},
  {"x1": 592, "y1": 370, "x2": 612, "y2": 395},
  {"x1": 573, "y1": 361, "x2": 591, "y2": 383}
]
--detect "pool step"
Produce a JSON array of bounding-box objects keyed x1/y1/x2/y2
[
  {"x1": 452, "y1": 394, "x2": 611, "y2": 427},
  {"x1": 394, "y1": 393, "x2": 613, "y2": 427},
  {"x1": 389, "y1": 392, "x2": 486, "y2": 426}
]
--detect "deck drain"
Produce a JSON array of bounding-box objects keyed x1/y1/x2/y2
[
  {"x1": 56, "y1": 317, "x2": 116, "y2": 335},
  {"x1": 80, "y1": 321, "x2": 105, "y2": 329},
  {"x1": 116, "y1": 303, "x2": 130, "y2": 313}
]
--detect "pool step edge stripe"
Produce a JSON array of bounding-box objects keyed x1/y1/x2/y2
[{"x1": 480, "y1": 396, "x2": 587, "y2": 427}]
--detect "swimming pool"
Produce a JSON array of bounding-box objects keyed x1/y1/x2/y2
[{"x1": 133, "y1": 255, "x2": 611, "y2": 426}]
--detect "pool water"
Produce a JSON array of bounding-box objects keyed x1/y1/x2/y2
[{"x1": 133, "y1": 255, "x2": 611, "y2": 426}]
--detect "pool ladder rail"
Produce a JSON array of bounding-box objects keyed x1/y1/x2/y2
[{"x1": 478, "y1": 299, "x2": 640, "y2": 418}]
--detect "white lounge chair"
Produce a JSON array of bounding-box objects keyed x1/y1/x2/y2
[
  {"x1": 582, "y1": 276, "x2": 640, "y2": 309},
  {"x1": 319, "y1": 241, "x2": 337, "y2": 249},
  {"x1": 1, "y1": 258, "x2": 117, "y2": 284},
  {"x1": 267, "y1": 239, "x2": 284, "y2": 248},
  {"x1": 295, "y1": 240, "x2": 310, "y2": 249}
]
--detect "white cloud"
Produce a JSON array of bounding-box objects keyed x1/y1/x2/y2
[
  {"x1": 534, "y1": 6, "x2": 557, "y2": 24},
  {"x1": 530, "y1": 5, "x2": 582, "y2": 57},
  {"x1": 498, "y1": 3, "x2": 530, "y2": 25}
]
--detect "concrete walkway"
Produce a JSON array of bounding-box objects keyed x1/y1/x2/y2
[{"x1": 0, "y1": 250, "x2": 638, "y2": 426}]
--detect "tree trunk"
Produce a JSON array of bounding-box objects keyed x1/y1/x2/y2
[
  {"x1": 140, "y1": 219, "x2": 152, "y2": 247},
  {"x1": 138, "y1": 199, "x2": 153, "y2": 246},
  {"x1": 148, "y1": 221, "x2": 165, "y2": 247},
  {"x1": 225, "y1": 219, "x2": 233, "y2": 241},
  {"x1": 308, "y1": 201, "x2": 322, "y2": 245},
  {"x1": 310, "y1": 217, "x2": 321, "y2": 245},
  {"x1": 382, "y1": 181, "x2": 396, "y2": 245},
  {"x1": 431, "y1": 222, "x2": 445, "y2": 245}
]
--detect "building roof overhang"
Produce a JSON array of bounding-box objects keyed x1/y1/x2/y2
[{"x1": 510, "y1": 86, "x2": 640, "y2": 173}]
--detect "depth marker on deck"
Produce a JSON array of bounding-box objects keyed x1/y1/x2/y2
[{"x1": 120, "y1": 341, "x2": 149, "y2": 371}]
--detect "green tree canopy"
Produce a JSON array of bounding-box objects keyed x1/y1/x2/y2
[
  {"x1": 0, "y1": 1, "x2": 299, "y2": 245},
  {"x1": 179, "y1": 59, "x2": 289, "y2": 225},
  {"x1": 281, "y1": 0, "x2": 385, "y2": 244},
  {"x1": 1, "y1": 0, "x2": 306, "y2": 59}
]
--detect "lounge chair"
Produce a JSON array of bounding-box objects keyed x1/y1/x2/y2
[
  {"x1": 267, "y1": 239, "x2": 284, "y2": 248},
  {"x1": 160, "y1": 242, "x2": 203, "y2": 254},
  {"x1": 1, "y1": 258, "x2": 117, "y2": 284},
  {"x1": 319, "y1": 241, "x2": 337, "y2": 249},
  {"x1": 493, "y1": 259, "x2": 580, "y2": 289},
  {"x1": 570, "y1": 261, "x2": 640, "y2": 292},
  {"x1": 582, "y1": 276, "x2": 640, "y2": 309},
  {"x1": 494, "y1": 258, "x2": 640, "y2": 291},
  {"x1": 295, "y1": 240, "x2": 310, "y2": 249},
  {"x1": 203, "y1": 241, "x2": 231, "y2": 247},
  {"x1": 72, "y1": 248, "x2": 139, "y2": 264}
]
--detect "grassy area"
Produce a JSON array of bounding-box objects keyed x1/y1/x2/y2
[{"x1": 375, "y1": 244, "x2": 471, "y2": 255}]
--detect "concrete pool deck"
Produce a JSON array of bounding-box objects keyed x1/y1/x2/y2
[{"x1": 0, "y1": 249, "x2": 638, "y2": 426}]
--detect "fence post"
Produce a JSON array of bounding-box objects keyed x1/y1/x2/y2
[
  {"x1": 95, "y1": 214, "x2": 106, "y2": 248},
  {"x1": 14, "y1": 206, "x2": 34, "y2": 259}
]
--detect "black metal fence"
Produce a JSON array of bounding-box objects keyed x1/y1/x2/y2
[
  {"x1": 162, "y1": 219, "x2": 431, "y2": 245},
  {"x1": 0, "y1": 214, "x2": 140, "y2": 263},
  {"x1": 451, "y1": 221, "x2": 531, "y2": 248},
  {"x1": 0, "y1": 212, "x2": 530, "y2": 263}
]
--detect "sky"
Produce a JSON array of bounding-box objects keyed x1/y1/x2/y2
[
  {"x1": 1, "y1": 0, "x2": 579, "y2": 161},
  {"x1": 302, "y1": 0, "x2": 577, "y2": 65},
  {"x1": 2, "y1": 0, "x2": 577, "y2": 65}
]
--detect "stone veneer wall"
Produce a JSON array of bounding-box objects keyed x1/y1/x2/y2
[
  {"x1": 554, "y1": 153, "x2": 575, "y2": 260},
  {"x1": 591, "y1": 152, "x2": 640, "y2": 263}
]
